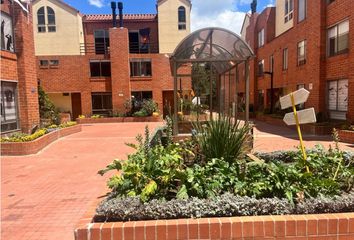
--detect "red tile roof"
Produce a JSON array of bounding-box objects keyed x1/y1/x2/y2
[{"x1": 84, "y1": 14, "x2": 157, "y2": 22}]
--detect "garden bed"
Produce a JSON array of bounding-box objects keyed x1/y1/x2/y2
[
  {"x1": 76, "y1": 116, "x2": 162, "y2": 124},
  {"x1": 337, "y1": 129, "x2": 354, "y2": 144},
  {"x1": 1, "y1": 124, "x2": 81, "y2": 156}
]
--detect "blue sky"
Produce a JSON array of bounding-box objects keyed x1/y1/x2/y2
[{"x1": 64, "y1": 0, "x2": 274, "y2": 33}]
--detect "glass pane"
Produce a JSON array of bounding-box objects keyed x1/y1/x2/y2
[
  {"x1": 338, "y1": 20, "x2": 349, "y2": 34},
  {"x1": 90, "y1": 62, "x2": 101, "y2": 77},
  {"x1": 47, "y1": 7, "x2": 54, "y2": 14},
  {"x1": 298, "y1": 0, "x2": 306, "y2": 21},
  {"x1": 329, "y1": 37, "x2": 336, "y2": 55},
  {"x1": 48, "y1": 14, "x2": 55, "y2": 25},
  {"x1": 49, "y1": 60, "x2": 58, "y2": 65},
  {"x1": 101, "y1": 62, "x2": 111, "y2": 77},
  {"x1": 102, "y1": 94, "x2": 112, "y2": 109},
  {"x1": 48, "y1": 26, "x2": 56, "y2": 32},
  {"x1": 142, "y1": 62, "x2": 152, "y2": 76},
  {"x1": 38, "y1": 14, "x2": 45, "y2": 25},
  {"x1": 94, "y1": 30, "x2": 104, "y2": 37},
  {"x1": 337, "y1": 33, "x2": 348, "y2": 53},
  {"x1": 328, "y1": 81, "x2": 337, "y2": 110},
  {"x1": 141, "y1": 91, "x2": 153, "y2": 99},
  {"x1": 337, "y1": 80, "x2": 348, "y2": 111},
  {"x1": 92, "y1": 95, "x2": 103, "y2": 110}
]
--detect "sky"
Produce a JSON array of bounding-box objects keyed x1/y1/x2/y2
[{"x1": 64, "y1": 0, "x2": 275, "y2": 34}]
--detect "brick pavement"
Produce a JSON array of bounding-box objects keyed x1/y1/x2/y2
[
  {"x1": 1, "y1": 122, "x2": 162, "y2": 240},
  {"x1": 253, "y1": 120, "x2": 353, "y2": 152}
]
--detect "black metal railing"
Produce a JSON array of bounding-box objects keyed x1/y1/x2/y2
[
  {"x1": 80, "y1": 43, "x2": 110, "y2": 55},
  {"x1": 129, "y1": 42, "x2": 159, "y2": 54}
]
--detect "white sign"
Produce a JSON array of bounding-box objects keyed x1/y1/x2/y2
[
  {"x1": 280, "y1": 88, "x2": 310, "y2": 110},
  {"x1": 283, "y1": 108, "x2": 317, "y2": 126}
]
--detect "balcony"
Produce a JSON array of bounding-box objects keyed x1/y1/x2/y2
[
  {"x1": 129, "y1": 42, "x2": 159, "y2": 54},
  {"x1": 80, "y1": 43, "x2": 110, "y2": 55}
]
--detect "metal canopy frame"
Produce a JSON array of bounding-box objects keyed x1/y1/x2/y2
[{"x1": 170, "y1": 27, "x2": 255, "y2": 134}]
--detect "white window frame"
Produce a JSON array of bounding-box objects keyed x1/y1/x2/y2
[
  {"x1": 284, "y1": 0, "x2": 294, "y2": 23},
  {"x1": 327, "y1": 20, "x2": 349, "y2": 57},
  {"x1": 283, "y1": 48, "x2": 288, "y2": 70},
  {"x1": 258, "y1": 29, "x2": 264, "y2": 47}
]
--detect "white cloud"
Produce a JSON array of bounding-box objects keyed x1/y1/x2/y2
[
  {"x1": 88, "y1": 0, "x2": 105, "y2": 8},
  {"x1": 191, "y1": 0, "x2": 248, "y2": 35}
]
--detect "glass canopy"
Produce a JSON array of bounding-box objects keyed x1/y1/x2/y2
[{"x1": 171, "y1": 27, "x2": 254, "y2": 74}]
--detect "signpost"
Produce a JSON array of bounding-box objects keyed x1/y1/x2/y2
[{"x1": 280, "y1": 89, "x2": 316, "y2": 172}]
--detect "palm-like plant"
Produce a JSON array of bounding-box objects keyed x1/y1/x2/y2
[{"x1": 192, "y1": 116, "x2": 251, "y2": 164}]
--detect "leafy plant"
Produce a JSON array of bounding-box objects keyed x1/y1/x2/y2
[
  {"x1": 141, "y1": 99, "x2": 158, "y2": 116},
  {"x1": 132, "y1": 109, "x2": 149, "y2": 117},
  {"x1": 91, "y1": 114, "x2": 101, "y2": 119},
  {"x1": 192, "y1": 116, "x2": 251, "y2": 164},
  {"x1": 78, "y1": 115, "x2": 86, "y2": 119},
  {"x1": 1, "y1": 129, "x2": 47, "y2": 142},
  {"x1": 38, "y1": 85, "x2": 60, "y2": 124}
]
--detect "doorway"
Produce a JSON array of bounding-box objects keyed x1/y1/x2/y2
[{"x1": 71, "y1": 93, "x2": 82, "y2": 120}]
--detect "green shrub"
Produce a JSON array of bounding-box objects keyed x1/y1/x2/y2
[
  {"x1": 59, "y1": 121, "x2": 77, "y2": 128},
  {"x1": 38, "y1": 85, "x2": 60, "y2": 124},
  {"x1": 132, "y1": 109, "x2": 149, "y2": 117},
  {"x1": 91, "y1": 114, "x2": 101, "y2": 119},
  {"x1": 192, "y1": 116, "x2": 251, "y2": 164},
  {"x1": 1, "y1": 129, "x2": 47, "y2": 142},
  {"x1": 141, "y1": 99, "x2": 158, "y2": 116}
]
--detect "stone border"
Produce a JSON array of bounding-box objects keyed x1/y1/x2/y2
[
  {"x1": 76, "y1": 116, "x2": 162, "y2": 124},
  {"x1": 1, "y1": 125, "x2": 82, "y2": 156},
  {"x1": 75, "y1": 208, "x2": 354, "y2": 240},
  {"x1": 338, "y1": 129, "x2": 354, "y2": 144}
]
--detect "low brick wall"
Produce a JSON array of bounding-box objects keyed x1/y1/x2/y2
[
  {"x1": 76, "y1": 116, "x2": 162, "y2": 124},
  {"x1": 255, "y1": 115, "x2": 333, "y2": 135},
  {"x1": 1, "y1": 125, "x2": 82, "y2": 156},
  {"x1": 75, "y1": 212, "x2": 354, "y2": 240},
  {"x1": 338, "y1": 130, "x2": 354, "y2": 144}
]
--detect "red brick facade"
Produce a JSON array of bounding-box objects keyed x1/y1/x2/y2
[
  {"x1": 37, "y1": 14, "x2": 191, "y2": 117},
  {"x1": 237, "y1": 0, "x2": 354, "y2": 123},
  {"x1": 1, "y1": 2, "x2": 40, "y2": 134}
]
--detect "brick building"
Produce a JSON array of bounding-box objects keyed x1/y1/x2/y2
[
  {"x1": 33, "y1": 0, "x2": 192, "y2": 119},
  {"x1": 1, "y1": 0, "x2": 40, "y2": 134},
  {"x1": 240, "y1": 0, "x2": 354, "y2": 122}
]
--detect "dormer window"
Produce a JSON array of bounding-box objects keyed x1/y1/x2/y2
[
  {"x1": 178, "y1": 6, "x2": 186, "y2": 30},
  {"x1": 37, "y1": 6, "x2": 56, "y2": 33},
  {"x1": 284, "y1": 0, "x2": 293, "y2": 23}
]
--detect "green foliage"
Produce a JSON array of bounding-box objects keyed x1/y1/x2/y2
[
  {"x1": 192, "y1": 116, "x2": 251, "y2": 164},
  {"x1": 38, "y1": 85, "x2": 60, "y2": 124},
  {"x1": 141, "y1": 99, "x2": 159, "y2": 116},
  {"x1": 59, "y1": 121, "x2": 77, "y2": 128},
  {"x1": 1, "y1": 129, "x2": 47, "y2": 142},
  {"x1": 132, "y1": 109, "x2": 149, "y2": 117},
  {"x1": 91, "y1": 114, "x2": 102, "y2": 119},
  {"x1": 99, "y1": 126, "x2": 187, "y2": 202}
]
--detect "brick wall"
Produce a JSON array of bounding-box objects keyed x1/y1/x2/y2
[
  {"x1": 75, "y1": 213, "x2": 354, "y2": 240},
  {"x1": 245, "y1": 0, "x2": 354, "y2": 122}
]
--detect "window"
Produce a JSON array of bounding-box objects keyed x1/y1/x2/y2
[
  {"x1": 90, "y1": 60, "x2": 111, "y2": 77},
  {"x1": 39, "y1": 60, "x2": 49, "y2": 66},
  {"x1": 258, "y1": 29, "x2": 264, "y2": 47},
  {"x1": 94, "y1": 30, "x2": 110, "y2": 54},
  {"x1": 47, "y1": 7, "x2": 56, "y2": 32},
  {"x1": 131, "y1": 91, "x2": 153, "y2": 110},
  {"x1": 258, "y1": 60, "x2": 264, "y2": 76},
  {"x1": 297, "y1": 40, "x2": 306, "y2": 65},
  {"x1": 327, "y1": 79, "x2": 348, "y2": 120},
  {"x1": 284, "y1": 0, "x2": 293, "y2": 23},
  {"x1": 1, "y1": 81, "x2": 19, "y2": 132},
  {"x1": 178, "y1": 6, "x2": 186, "y2": 30},
  {"x1": 49, "y1": 60, "x2": 59, "y2": 66},
  {"x1": 1, "y1": 12, "x2": 14, "y2": 52},
  {"x1": 37, "y1": 6, "x2": 56, "y2": 32},
  {"x1": 91, "y1": 93, "x2": 112, "y2": 115},
  {"x1": 327, "y1": 20, "x2": 349, "y2": 56},
  {"x1": 129, "y1": 29, "x2": 150, "y2": 53},
  {"x1": 298, "y1": 0, "x2": 306, "y2": 22},
  {"x1": 37, "y1": 7, "x2": 46, "y2": 32},
  {"x1": 130, "y1": 59, "x2": 152, "y2": 77},
  {"x1": 269, "y1": 55, "x2": 274, "y2": 72},
  {"x1": 283, "y1": 48, "x2": 288, "y2": 70}
]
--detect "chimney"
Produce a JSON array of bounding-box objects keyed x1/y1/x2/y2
[
  {"x1": 118, "y1": 2, "x2": 123, "y2": 28},
  {"x1": 111, "y1": 2, "x2": 117, "y2": 28},
  {"x1": 251, "y1": 0, "x2": 257, "y2": 14}
]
